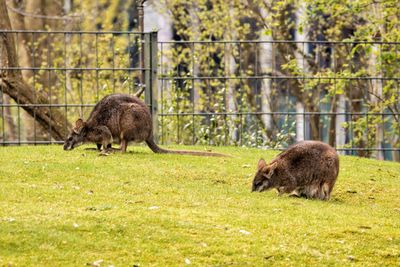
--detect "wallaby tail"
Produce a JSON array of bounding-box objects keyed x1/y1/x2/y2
[{"x1": 145, "y1": 138, "x2": 229, "y2": 157}]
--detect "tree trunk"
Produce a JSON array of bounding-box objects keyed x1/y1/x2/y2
[
  {"x1": 371, "y1": 44, "x2": 384, "y2": 160},
  {"x1": 294, "y1": 2, "x2": 307, "y2": 141},
  {"x1": 8, "y1": 0, "x2": 38, "y2": 141},
  {"x1": 3, "y1": 95, "x2": 17, "y2": 140},
  {"x1": 296, "y1": 102, "x2": 305, "y2": 141},
  {"x1": 0, "y1": 0, "x2": 70, "y2": 141},
  {"x1": 335, "y1": 94, "x2": 346, "y2": 154}
]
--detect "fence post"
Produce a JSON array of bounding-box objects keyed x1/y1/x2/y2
[{"x1": 144, "y1": 32, "x2": 158, "y2": 143}]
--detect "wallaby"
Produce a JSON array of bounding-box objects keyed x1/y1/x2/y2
[
  {"x1": 251, "y1": 141, "x2": 339, "y2": 200},
  {"x1": 63, "y1": 93, "x2": 227, "y2": 157}
]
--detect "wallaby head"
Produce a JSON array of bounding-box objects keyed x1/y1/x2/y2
[
  {"x1": 251, "y1": 159, "x2": 277, "y2": 192},
  {"x1": 63, "y1": 119, "x2": 86, "y2": 150}
]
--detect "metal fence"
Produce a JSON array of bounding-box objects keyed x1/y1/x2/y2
[
  {"x1": 158, "y1": 40, "x2": 400, "y2": 161},
  {"x1": 0, "y1": 30, "x2": 158, "y2": 144},
  {"x1": 1, "y1": 30, "x2": 399, "y2": 161}
]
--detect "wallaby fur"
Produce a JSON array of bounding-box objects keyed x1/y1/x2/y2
[
  {"x1": 251, "y1": 141, "x2": 339, "y2": 200},
  {"x1": 63, "y1": 93, "x2": 226, "y2": 157}
]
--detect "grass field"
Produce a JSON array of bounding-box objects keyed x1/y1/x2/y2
[{"x1": 0, "y1": 145, "x2": 399, "y2": 266}]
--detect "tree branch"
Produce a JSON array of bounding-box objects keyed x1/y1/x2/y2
[
  {"x1": 6, "y1": 0, "x2": 81, "y2": 21},
  {"x1": 0, "y1": 0, "x2": 71, "y2": 140}
]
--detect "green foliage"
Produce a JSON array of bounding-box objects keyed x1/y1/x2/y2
[{"x1": 8, "y1": 0, "x2": 399, "y2": 158}]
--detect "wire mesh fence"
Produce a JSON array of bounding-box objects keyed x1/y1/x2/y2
[
  {"x1": 1, "y1": 31, "x2": 399, "y2": 161},
  {"x1": 158, "y1": 40, "x2": 400, "y2": 161},
  {"x1": 0, "y1": 30, "x2": 155, "y2": 145}
]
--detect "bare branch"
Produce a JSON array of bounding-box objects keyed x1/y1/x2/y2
[{"x1": 368, "y1": 90, "x2": 399, "y2": 123}]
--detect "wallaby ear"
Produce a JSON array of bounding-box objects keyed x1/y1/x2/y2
[
  {"x1": 73, "y1": 118, "x2": 85, "y2": 133},
  {"x1": 257, "y1": 158, "x2": 267, "y2": 170},
  {"x1": 269, "y1": 161, "x2": 278, "y2": 175},
  {"x1": 75, "y1": 118, "x2": 84, "y2": 128}
]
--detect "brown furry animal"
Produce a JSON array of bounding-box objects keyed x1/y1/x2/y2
[
  {"x1": 63, "y1": 93, "x2": 227, "y2": 157},
  {"x1": 251, "y1": 141, "x2": 339, "y2": 200}
]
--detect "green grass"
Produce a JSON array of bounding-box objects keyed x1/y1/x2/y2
[{"x1": 0, "y1": 145, "x2": 399, "y2": 266}]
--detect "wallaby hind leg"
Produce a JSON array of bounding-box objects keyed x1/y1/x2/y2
[
  {"x1": 318, "y1": 182, "x2": 331, "y2": 200},
  {"x1": 302, "y1": 184, "x2": 319, "y2": 199}
]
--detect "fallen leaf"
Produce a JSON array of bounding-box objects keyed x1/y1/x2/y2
[
  {"x1": 149, "y1": 206, "x2": 159, "y2": 210},
  {"x1": 185, "y1": 258, "x2": 191, "y2": 264},
  {"x1": 239, "y1": 229, "x2": 251, "y2": 235},
  {"x1": 90, "y1": 259, "x2": 103, "y2": 267}
]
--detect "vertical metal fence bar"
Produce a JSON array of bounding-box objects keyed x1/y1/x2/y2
[
  {"x1": 64, "y1": 33, "x2": 68, "y2": 135},
  {"x1": 79, "y1": 33, "x2": 83, "y2": 117},
  {"x1": 255, "y1": 43, "x2": 259, "y2": 146},
  {"x1": 96, "y1": 33, "x2": 99, "y2": 101},
  {"x1": 160, "y1": 42, "x2": 164, "y2": 145},
  {"x1": 191, "y1": 42, "x2": 195, "y2": 145},
  {"x1": 240, "y1": 113, "x2": 243, "y2": 147},
  {"x1": 223, "y1": 42, "x2": 228, "y2": 146},
  {"x1": 397, "y1": 45, "x2": 400, "y2": 118},
  {"x1": 239, "y1": 42, "x2": 243, "y2": 145},
  {"x1": 47, "y1": 32, "x2": 52, "y2": 143},
  {"x1": 207, "y1": 42, "x2": 211, "y2": 146},
  {"x1": 128, "y1": 33, "x2": 132, "y2": 96},
  {"x1": 348, "y1": 43, "x2": 353, "y2": 155},
  {"x1": 380, "y1": 44, "x2": 385, "y2": 158},
  {"x1": 144, "y1": 32, "x2": 159, "y2": 142},
  {"x1": 150, "y1": 32, "x2": 158, "y2": 143},
  {"x1": 144, "y1": 33, "x2": 151, "y2": 107},
  {"x1": 16, "y1": 33, "x2": 21, "y2": 144},
  {"x1": 176, "y1": 45, "x2": 180, "y2": 144},
  {"x1": 285, "y1": 43, "x2": 289, "y2": 142},
  {"x1": 0, "y1": 32, "x2": 2, "y2": 144},
  {"x1": 302, "y1": 42, "x2": 306, "y2": 140},
  {"x1": 1, "y1": 76, "x2": 4, "y2": 144},
  {"x1": 0, "y1": 35, "x2": 3, "y2": 144},
  {"x1": 32, "y1": 32, "x2": 37, "y2": 144},
  {"x1": 112, "y1": 33, "x2": 115, "y2": 93}
]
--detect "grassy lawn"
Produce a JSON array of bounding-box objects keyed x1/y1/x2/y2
[{"x1": 0, "y1": 145, "x2": 399, "y2": 266}]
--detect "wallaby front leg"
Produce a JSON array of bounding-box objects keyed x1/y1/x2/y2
[{"x1": 120, "y1": 139, "x2": 128, "y2": 153}]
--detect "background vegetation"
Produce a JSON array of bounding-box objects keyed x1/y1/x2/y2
[{"x1": 0, "y1": 0, "x2": 399, "y2": 160}]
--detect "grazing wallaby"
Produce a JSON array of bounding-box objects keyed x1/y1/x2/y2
[
  {"x1": 251, "y1": 141, "x2": 339, "y2": 200},
  {"x1": 63, "y1": 93, "x2": 227, "y2": 157}
]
